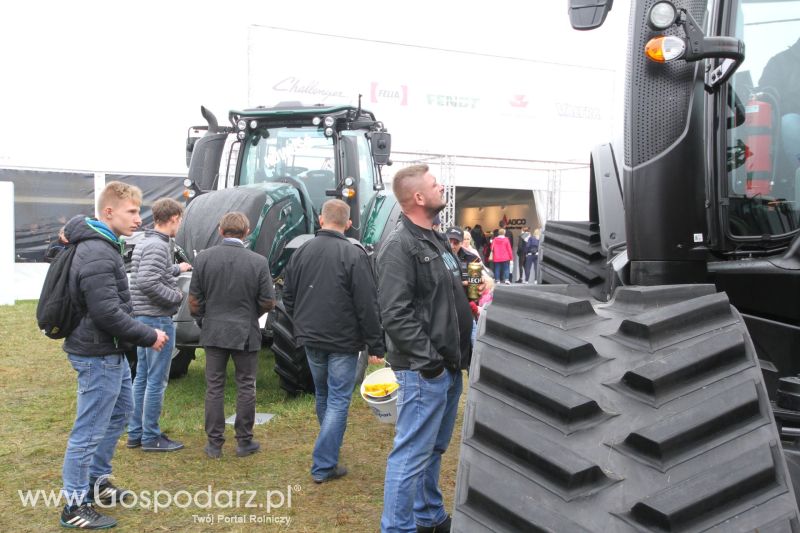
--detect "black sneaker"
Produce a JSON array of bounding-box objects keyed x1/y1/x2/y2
[
  {"x1": 313, "y1": 465, "x2": 348, "y2": 484},
  {"x1": 141, "y1": 434, "x2": 184, "y2": 452},
  {"x1": 417, "y1": 514, "x2": 451, "y2": 533},
  {"x1": 125, "y1": 438, "x2": 140, "y2": 449},
  {"x1": 60, "y1": 503, "x2": 117, "y2": 529},
  {"x1": 89, "y1": 479, "x2": 133, "y2": 506}
]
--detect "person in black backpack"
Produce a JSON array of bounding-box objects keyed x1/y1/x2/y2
[
  {"x1": 43, "y1": 226, "x2": 69, "y2": 263},
  {"x1": 59, "y1": 182, "x2": 168, "y2": 530}
]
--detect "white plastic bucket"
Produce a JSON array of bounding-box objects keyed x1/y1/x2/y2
[{"x1": 360, "y1": 367, "x2": 398, "y2": 424}]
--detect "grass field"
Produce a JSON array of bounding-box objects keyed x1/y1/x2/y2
[{"x1": 0, "y1": 301, "x2": 465, "y2": 532}]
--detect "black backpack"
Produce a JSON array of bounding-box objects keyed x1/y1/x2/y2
[{"x1": 36, "y1": 245, "x2": 81, "y2": 339}]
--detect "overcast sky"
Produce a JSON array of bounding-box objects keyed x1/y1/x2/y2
[{"x1": 0, "y1": 0, "x2": 629, "y2": 174}]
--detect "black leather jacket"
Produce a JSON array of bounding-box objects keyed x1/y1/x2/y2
[{"x1": 375, "y1": 214, "x2": 463, "y2": 374}]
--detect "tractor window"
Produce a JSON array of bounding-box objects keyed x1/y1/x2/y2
[
  {"x1": 238, "y1": 126, "x2": 336, "y2": 210},
  {"x1": 726, "y1": 1, "x2": 800, "y2": 237},
  {"x1": 342, "y1": 131, "x2": 376, "y2": 214}
]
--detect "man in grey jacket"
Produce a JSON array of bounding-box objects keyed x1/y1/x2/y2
[
  {"x1": 189, "y1": 212, "x2": 275, "y2": 459},
  {"x1": 128, "y1": 198, "x2": 191, "y2": 452}
]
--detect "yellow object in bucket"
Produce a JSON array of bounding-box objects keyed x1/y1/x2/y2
[
  {"x1": 360, "y1": 367, "x2": 398, "y2": 424},
  {"x1": 364, "y1": 382, "x2": 399, "y2": 397}
]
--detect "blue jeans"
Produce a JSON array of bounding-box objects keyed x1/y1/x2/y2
[
  {"x1": 62, "y1": 354, "x2": 132, "y2": 506},
  {"x1": 493, "y1": 260, "x2": 510, "y2": 282},
  {"x1": 305, "y1": 347, "x2": 358, "y2": 480},
  {"x1": 128, "y1": 316, "x2": 175, "y2": 443},
  {"x1": 524, "y1": 254, "x2": 537, "y2": 282},
  {"x1": 381, "y1": 369, "x2": 463, "y2": 533}
]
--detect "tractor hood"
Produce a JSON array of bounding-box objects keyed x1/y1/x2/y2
[{"x1": 175, "y1": 183, "x2": 312, "y2": 277}]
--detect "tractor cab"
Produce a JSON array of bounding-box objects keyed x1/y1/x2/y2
[
  {"x1": 724, "y1": 4, "x2": 800, "y2": 242},
  {"x1": 183, "y1": 102, "x2": 391, "y2": 239}
]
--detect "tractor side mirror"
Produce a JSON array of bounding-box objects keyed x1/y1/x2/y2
[
  {"x1": 185, "y1": 126, "x2": 207, "y2": 167},
  {"x1": 569, "y1": 0, "x2": 613, "y2": 30},
  {"x1": 370, "y1": 132, "x2": 392, "y2": 166}
]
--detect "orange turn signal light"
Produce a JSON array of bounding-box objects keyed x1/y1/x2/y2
[
  {"x1": 645, "y1": 35, "x2": 685, "y2": 63},
  {"x1": 341, "y1": 188, "x2": 356, "y2": 199}
]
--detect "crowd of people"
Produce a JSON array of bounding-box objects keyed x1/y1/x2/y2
[
  {"x1": 52, "y1": 173, "x2": 538, "y2": 531},
  {"x1": 463, "y1": 222, "x2": 540, "y2": 285}
]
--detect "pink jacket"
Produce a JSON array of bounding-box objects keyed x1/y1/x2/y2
[{"x1": 490, "y1": 235, "x2": 513, "y2": 262}]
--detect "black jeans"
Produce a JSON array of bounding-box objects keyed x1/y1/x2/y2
[{"x1": 204, "y1": 346, "x2": 258, "y2": 447}]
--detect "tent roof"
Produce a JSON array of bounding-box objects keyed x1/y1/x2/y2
[{"x1": 455, "y1": 186, "x2": 534, "y2": 208}]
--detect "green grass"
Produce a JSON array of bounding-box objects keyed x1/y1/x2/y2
[{"x1": 0, "y1": 301, "x2": 465, "y2": 532}]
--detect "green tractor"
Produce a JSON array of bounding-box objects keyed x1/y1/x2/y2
[{"x1": 171, "y1": 102, "x2": 400, "y2": 393}]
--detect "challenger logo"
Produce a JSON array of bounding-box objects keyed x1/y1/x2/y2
[{"x1": 370, "y1": 82, "x2": 408, "y2": 106}]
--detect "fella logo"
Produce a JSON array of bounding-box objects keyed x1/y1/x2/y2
[{"x1": 371, "y1": 82, "x2": 409, "y2": 105}]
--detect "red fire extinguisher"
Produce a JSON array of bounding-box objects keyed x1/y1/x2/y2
[{"x1": 744, "y1": 94, "x2": 773, "y2": 197}]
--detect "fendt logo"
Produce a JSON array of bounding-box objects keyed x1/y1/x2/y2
[
  {"x1": 370, "y1": 82, "x2": 408, "y2": 105},
  {"x1": 510, "y1": 94, "x2": 529, "y2": 108}
]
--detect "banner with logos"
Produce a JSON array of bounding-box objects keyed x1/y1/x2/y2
[{"x1": 247, "y1": 27, "x2": 616, "y2": 163}]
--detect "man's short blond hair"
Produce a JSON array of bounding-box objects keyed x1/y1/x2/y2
[
  {"x1": 98, "y1": 181, "x2": 143, "y2": 211},
  {"x1": 219, "y1": 212, "x2": 250, "y2": 238},
  {"x1": 391, "y1": 164, "x2": 429, "y2": 206},
  {"x1": 321, "y1": 199, "x2": 350, "y2": 227},
  {"x1": 152, "y1": 198, "x2": 184, "y2": 225},
  {"x1": 498, "y1": 228, "x2": 506, "y2": 235}
]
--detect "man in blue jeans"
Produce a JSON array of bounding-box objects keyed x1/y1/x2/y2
[
  {"x1": 127, "y1": 198, "x2": 192, "y2": 452},
  {"x1": 376, "y1": 165, "x2": 474, "y2": 533},
  {"x1": 282, "y1": 199, "x2": 385, "y2": 483},
  {"x1": 60, "y1": 182, "x2": 168, "y2": 529}
]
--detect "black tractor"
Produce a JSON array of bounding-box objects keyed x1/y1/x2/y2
[
  {"x1": 170, "y1": 102, "x2": 400, "y2": 393},
  {"x1": 454, "y1": 1, "x2": 800, "y2": 530}
]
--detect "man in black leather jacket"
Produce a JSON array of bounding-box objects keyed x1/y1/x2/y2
[{"x1": 376, "y1": 164, "x2": 473, "y2": 533}]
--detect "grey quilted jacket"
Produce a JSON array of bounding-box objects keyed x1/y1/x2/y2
[{"x1": 130, "y1": 229, "x2": 182, "y2": 317}]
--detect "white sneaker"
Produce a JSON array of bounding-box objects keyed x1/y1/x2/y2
[{"x1": 504, "y1": 280, "x2": 511, "y2": 285}]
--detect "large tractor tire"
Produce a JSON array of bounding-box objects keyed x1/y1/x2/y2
[
  {"x1": 271, "y1": 300, "x2": 315, "y2": 395},
  {"x1": 539, "y1": 221, "x2": 611, "y2": 301},
  {"x1": 453, "y1": 284, "x2": 799, "y2": 532}
]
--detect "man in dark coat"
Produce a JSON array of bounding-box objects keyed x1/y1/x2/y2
[
  {"x1": 189, "y1": 212, "x2": 275, "y2": 459},
  {"x1": 60, "y1": 182, "x2": 168, "y2": 530},
  {"x1": 282, "y1": 199, "x2": 385, "y2": 483}
]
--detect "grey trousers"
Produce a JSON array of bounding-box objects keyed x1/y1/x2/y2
[{"x1": 204, "y1": 346, "x2": 258, "y2": 447}]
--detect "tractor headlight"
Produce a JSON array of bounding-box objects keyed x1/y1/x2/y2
[
  {"x1": 249, "y1": 120, "x2": 258, "y2": 129},
  {"x1": 237, "y1": 131, "x2": 246, "y2": 140},
  {"x1": 236, "y1": 119, "x2": 247, "y2": 131},
  {"x1": 183, "y1": 178, "x2": 193, "y2": 187},
  {"x1": 324, "y1": 127, "x2": 334, "y2": 138},
  {"x1": 312, "y1": 116, "x2": 322, "y2": 126},
  {"x1": 648, "y1": 1, "x2": 678, "y2": 30},
  {"x1": 323, "y1": 116, "x2": 335, "y2": 127}
]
